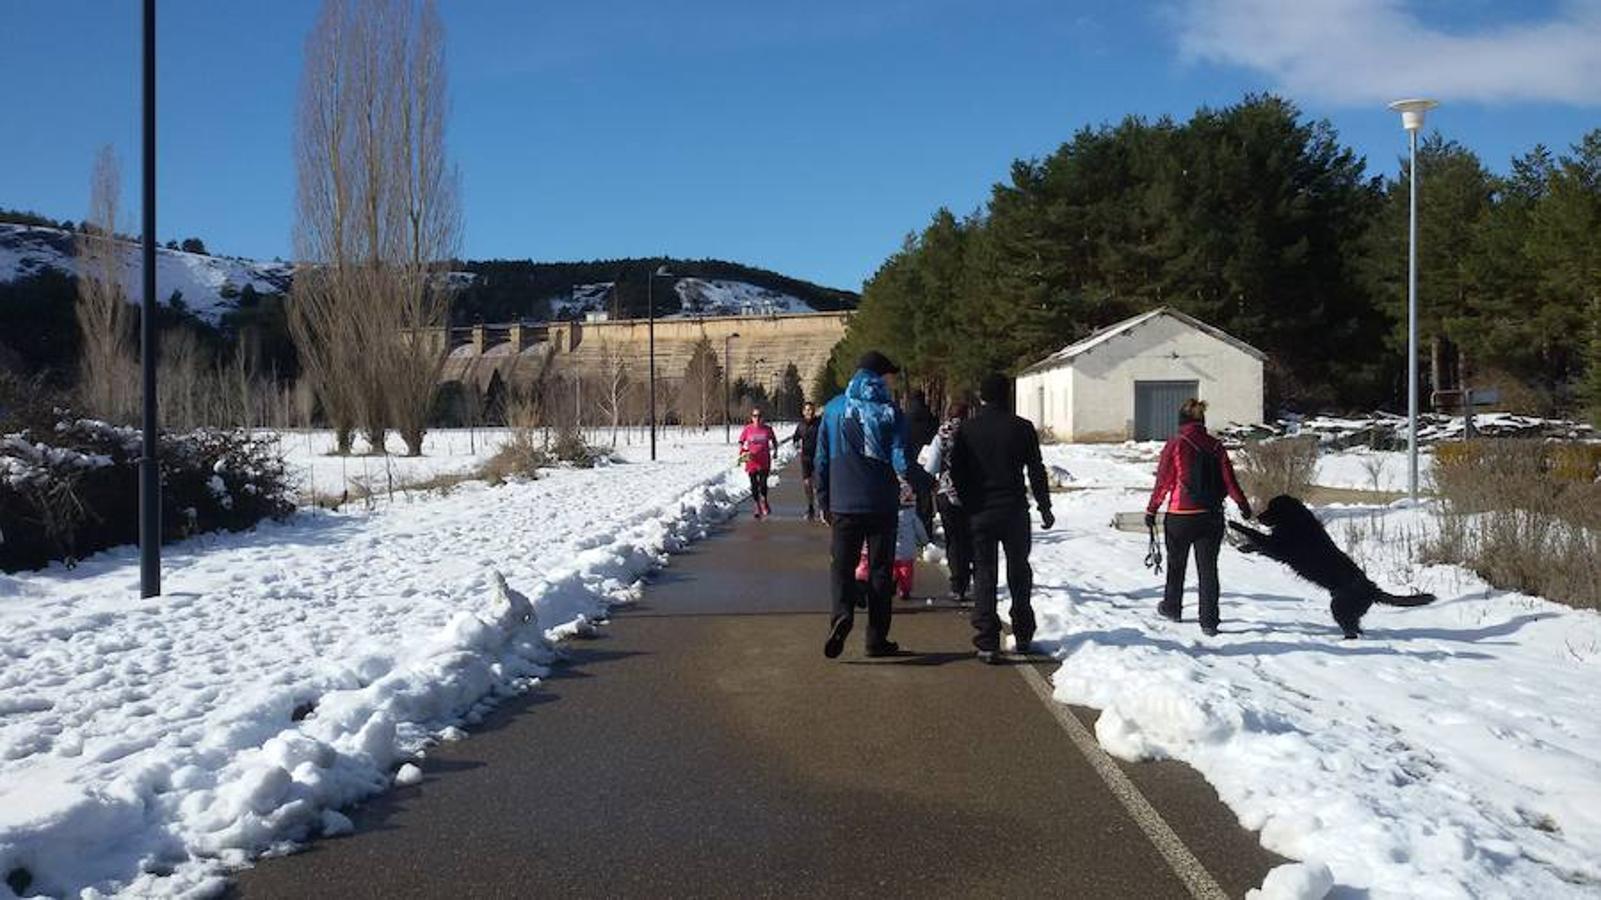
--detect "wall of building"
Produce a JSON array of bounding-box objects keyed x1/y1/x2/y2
[
  {"x1": 1068, "y1": 315, "x2": 1263, "y2": 441},
  {"x1": 1016, "y1": 315, "x2": 1264, "y2": 442},
  {"x1": 428, "y1": 312, "x2": 848, "y2": 396}
]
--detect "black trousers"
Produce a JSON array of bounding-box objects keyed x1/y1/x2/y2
[
  {"x1": 936, "y1": 495, "x2": 973, "y2": 596},
  {"x1": 1162, "y1": 512, "x2": 1224, "y2": 628},
  {"x1": 800, "y1": 462, "x2": 816, "y2": 515},
  {"x1": 970, "y1": 506, "x2": 1035, "y2": 652},
  {"x1": 914, "y1": 482, "x2": 936, "y2": 539},
  {"x1": 748, "y1": 468, "x2": 770, "y2": 503},
  {"x1": 830, "y1": 511, "x2": 896, "y2": 649}
]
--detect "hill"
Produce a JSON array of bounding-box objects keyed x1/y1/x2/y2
[{"x1": 0, "y1": 223, "x2": 293, "y2": 325}]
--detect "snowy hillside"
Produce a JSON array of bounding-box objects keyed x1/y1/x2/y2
[
  {"x1": 548, "y1": 277, "x2": 823, "y2": 320},
  {"x1": 0, "y1": 223, "x2": 293, "y2": 325}
]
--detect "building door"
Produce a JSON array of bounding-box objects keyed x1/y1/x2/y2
[{"x1": 1134, "y1": 380, "x2": 1198, "y2": 441}]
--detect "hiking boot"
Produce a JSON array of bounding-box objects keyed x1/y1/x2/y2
[
  {"x1": 1201, "y1": 625, "x2": 1219, "y2": 637},
  {"x1": 1013, "y1": 638, "x2": 1033, "y2": 656},
  {"x1": 824, "y1": 618, "x2": 852, "y2": 659},
  {"x1": 865, "y1": 641, "x2": 901, "y2": 658},
  {"x1": 1157, "y1": 605, "x2": 1181, "y2": 623}
]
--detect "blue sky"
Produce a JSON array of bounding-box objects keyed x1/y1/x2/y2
[{"x1": 1, "y1": 0, "x2": 1597, "y2": 290}]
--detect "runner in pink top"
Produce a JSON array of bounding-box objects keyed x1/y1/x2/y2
[{"x1": 739, "y1": 408, "x2": 780, "y2": 519}]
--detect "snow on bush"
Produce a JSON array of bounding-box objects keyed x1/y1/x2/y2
[
  {"x1": 0, "y1": 445, "x2": 757, "y2": 896},
  {"x1": 0, "y1": 415, "x2": 293, "y2": 571}
]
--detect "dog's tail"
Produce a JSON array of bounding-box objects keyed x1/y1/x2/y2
[{"x1": 1377, "y1": 591, "x2": 1436, "y2": 607}]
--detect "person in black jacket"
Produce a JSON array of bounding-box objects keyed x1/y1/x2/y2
[
  {"x1": 950, "y1": 374, "x2": 1054, "y2": 663},
  {"x1": 789, "y1": 401, "x2": 822, "y2": 521},
  {"x1": 905, "y1": 390, "x2": 939, "y2": 535}
]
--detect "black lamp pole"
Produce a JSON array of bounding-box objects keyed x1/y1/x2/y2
[
  {"x1": 647, "y1": 264, "x2": 673, "y2": 461},
  {"x1": 139, "y1": 0, "x2": 161, "y2": 598}
]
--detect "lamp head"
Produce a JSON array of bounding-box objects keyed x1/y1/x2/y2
[
  {"x1": 654, "y1": 264, "x2": 673, "y2": 277},
  {"x1": 1388, "y1": 98, "x2": 1439, "y2": 132}
]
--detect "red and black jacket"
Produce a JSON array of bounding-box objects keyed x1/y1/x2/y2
[{"x1": 1147, "y1": 422, "x2": 1249, "y2": 516}]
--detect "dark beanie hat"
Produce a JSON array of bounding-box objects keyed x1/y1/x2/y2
[
  {"x1": 979, "y1": 373, "x2": 1009, "y2": 404},
  {"x1": 856, "y1": 350, "x2": 900, "y2": 376}
]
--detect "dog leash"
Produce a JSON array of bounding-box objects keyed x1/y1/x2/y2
[{"x1": 1144, "y1": 524, "x2": 1163, "y2": 575}]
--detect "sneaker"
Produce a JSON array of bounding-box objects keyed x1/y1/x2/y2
[
  {"x1": 865, "y1": 641, "x2": 901, "y2": 658},
  {"x1": 824, "y1": 618, "x2": 852, "y2": 659},
  {"x1": 976, "y1": 649, "x2": 1001, "y2": 665}
]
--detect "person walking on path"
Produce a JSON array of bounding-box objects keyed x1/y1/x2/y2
[
  {"x1": 790, "y1": 401, "x2": 823, "y2": 521},
  {"x1": 815, "y1": 351, "x2": 910, "y2": 659},
  {"x1": 921, "y1": 402, "x2": 973, "y2": 603},
  {"x1": 739, "y1": 408, "x2": 780, "y2": 519},
  {"x1": 951, "y1": 375, "x2": 1053, "y2": 663},
  {"x1": 1145, "y1": 398, "x2": 1252, "y2": 637},
  {"x1": 905, "y1": 390, "x2": 939, "y2": 536}
]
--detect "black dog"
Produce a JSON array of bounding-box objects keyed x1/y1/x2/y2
[{"x1": 1228, "y1": 495, "x2": 1435, "y2": 638}]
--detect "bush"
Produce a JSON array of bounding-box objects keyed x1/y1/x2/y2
[
  {"x1": 479, "y1": 429, "x2": 547, "y2": 485},
  {"x1": 0, "y1": 414, "x2": 294, "y2": 571},
  {"x1": 1235, "y1": 437, "x2": 1319, "y2": 507},
  {"x1": 1425, "y1": 439, "x2": 1601, "y2": 610}
]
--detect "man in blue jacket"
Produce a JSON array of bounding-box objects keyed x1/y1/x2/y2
[{"x1": 815, "y1": 350, "x2": 909, "y2": 659}]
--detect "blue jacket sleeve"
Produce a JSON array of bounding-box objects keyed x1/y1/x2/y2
[
  {"x1": 814, "y1": 408, "x2": 832, "y2": 511},
  {"x1": 890, "y1": 408, "x2": 909, "y2": 477}
]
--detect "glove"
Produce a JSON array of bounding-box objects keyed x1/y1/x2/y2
[
  {"x1": 1238, "y1": 501, "x2": 1254, "y2": 521},
  {"x1": 1040, "y1": 508, "x2": 1055, "y2": 530},
  {"x1": 1144, "y1": 512, "x2": 1157, "y2": 529}
]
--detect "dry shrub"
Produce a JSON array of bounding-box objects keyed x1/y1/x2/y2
[
  {"x1": 1425, "y1": 439, "x2": 1601, "y2": 610},
  {"x1": 1235, "y1": 437, "x2": 1319, "y2": 507},
  {"x1": 479, "y1": 429, "x2": 547, "y2": 485}
]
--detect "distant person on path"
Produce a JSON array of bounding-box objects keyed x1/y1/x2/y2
[
  {"x1": 922, "y1": 402, "x2": 973, "y2": 602},
  {"x1": 1145, "y1": 399, "x2": 1252, "y2": 637},
  {"x1": 816, "y1": 351, "x2": 909, "y2": 659},
  {"x1": 739, "y1": 408, "x2": 780, "y2": 519},
  {"x1": 905, "y1": 390, "x2": 939, "y2": 535},
  {"x1": 790, "y1": 401, "x2": 823, "y2": 521},
  {"x1": 951, "y1": 375, "x2": 1053, "y2": 663}
]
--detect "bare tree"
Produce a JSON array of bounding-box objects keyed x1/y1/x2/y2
[
  {"x1": 75, "y1": 146, "x2": 137, "y2": 422},
  {"x1": 291, "y1": 0, "x2": 459, "y2": 457},
  {"x1": 595, "y1": 341, "x2": 632, "y2": 447}
]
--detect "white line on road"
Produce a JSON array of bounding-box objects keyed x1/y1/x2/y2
[{"x1": 1015, "y1": 662, "x2": 1230, "y2": 900}]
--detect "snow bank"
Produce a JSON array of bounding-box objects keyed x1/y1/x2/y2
[
  {"x1": 0, "y1": 444, "x2": 756, "y2": 896},
  {"x1": 1031, "y1": 445, "x2": 1601, "y2": 897}
]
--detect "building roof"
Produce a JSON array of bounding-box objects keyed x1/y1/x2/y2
[{"x1": 1018, "y1": 307, "x2": 1267, "y2": 375}]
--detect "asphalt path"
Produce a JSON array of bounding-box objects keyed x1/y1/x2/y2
[{"x1": 237, "y1": 461, "x2": 1281, "y2": 898}]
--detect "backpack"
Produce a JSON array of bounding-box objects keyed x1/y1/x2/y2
[{"x1": 1180, "y1": 435, "x2": 1225, "y2": 511}]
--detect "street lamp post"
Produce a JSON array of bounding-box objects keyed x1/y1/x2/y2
[
  {"x1": 647, "y1": 265, "x2": 673, "y2": 461},
  {"x1": 1389, "y1": 98, "x2": 1438, "y2": 504},
  {"x1": 139, "y1": 0, "x2": 160, "y2": 597},
  {"x1": 723, "y1": 332, "x2": 740, "y2": 443}
]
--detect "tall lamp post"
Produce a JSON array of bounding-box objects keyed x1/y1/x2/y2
[
  {"x1": 723, "y1": 332, "x2": 740, "y2": 443},
  {"x1": 1388, "y1": 97, "x2": 1438, "y2": 503},
  {"x1": 140, "y1": 0, "x2": 161, "y2": 597},
  {"x1": 646, "y1": 264, "x2": 674, "y2": 461}
]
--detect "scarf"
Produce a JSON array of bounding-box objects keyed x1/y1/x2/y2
[{"x1": 843, "y1": 369, "x2": 897, "y2": 463}]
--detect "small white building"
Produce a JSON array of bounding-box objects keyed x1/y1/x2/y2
[{"x1": 1014, "y1": 307, "x2": 1265, "y2": 442}]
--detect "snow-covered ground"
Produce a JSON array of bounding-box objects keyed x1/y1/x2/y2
[
  {"x1": 274, "y1": 426, "x2": 754, "y2": 498},
  {"x1": 0, "y1": 438, "x2": 766, "y2": 897},
  {"x1": 1033, "y1": 443, "x2": 1601, "y2": 898},
  {"x1": 1312, "y1": 448, "x2": 1431, "y2": 493},
  {"x1": 0, "y1": 223, "x2": 292, "y2": 325}
]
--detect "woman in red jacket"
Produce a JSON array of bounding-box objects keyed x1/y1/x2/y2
[{"x1": 1145, "y1": 399, "x2": 1252, "y2": 636}]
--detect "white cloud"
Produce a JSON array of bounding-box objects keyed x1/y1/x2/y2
[{"x1": 1173, "y1": 0, "x2": 1601, "y2": 106}]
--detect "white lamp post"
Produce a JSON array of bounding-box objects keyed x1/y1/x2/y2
[{"x1": 1388, "y1": 97, "x2": 1438, "y2": 503}]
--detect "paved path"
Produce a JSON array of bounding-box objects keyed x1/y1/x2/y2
[{"x1": 237, "y1": 463, "x2": 1280, "y2": 898}]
